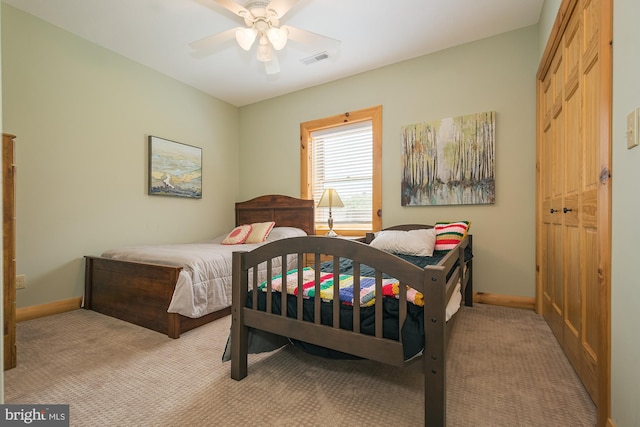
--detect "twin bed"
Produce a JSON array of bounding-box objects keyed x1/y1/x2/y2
[{"x1": 84, "y1": 194, "x2": 472, "y2": 426}]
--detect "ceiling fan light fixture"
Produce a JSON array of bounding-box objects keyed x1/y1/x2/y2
[
  {"x1": 267, "y1": 26, "x2": 288, "y2": 50},
  {"x1": 193, "y1": 0, "x2": 342, "y2": 76},
  {"x1": 235, "y1": 27, "x2": 258, "y2": 51}
]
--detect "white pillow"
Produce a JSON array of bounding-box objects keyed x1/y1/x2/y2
[
  {"x1": 266, "y1": 227, "x2": 307, "y2": 241},
  {"x1": 369, "y1": 228, "x2": 436, "y2": 257}
]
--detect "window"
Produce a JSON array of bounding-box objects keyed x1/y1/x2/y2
[
  {"x1": 300, "y1": 106, "x2": 382, "y2": 235},
  {"x1": 312, "y1": 122, "x2": 372, "y2": 226}
]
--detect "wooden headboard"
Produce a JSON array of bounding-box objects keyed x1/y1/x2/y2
[{"x1": 235, "y1": 194, "x2": 315, "y2": 236}]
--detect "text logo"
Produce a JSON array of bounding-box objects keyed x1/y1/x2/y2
[{"x1": 1, "y1": 405, "x2": 69, "y2": 426}]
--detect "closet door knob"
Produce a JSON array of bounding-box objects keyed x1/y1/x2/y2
[
  {"x1": 550, "y1": 208, "x2": 558, "y2": 213},
  {"x1": 563, "y1": 207, "x2": 573, "y2": 213}
]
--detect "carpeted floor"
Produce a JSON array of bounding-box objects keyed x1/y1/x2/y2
[{"x1": 5, "y1": 304, "x2": 596, "y2": 426}]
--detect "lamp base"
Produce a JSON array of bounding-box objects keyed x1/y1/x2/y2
[
  {"x1": 326, "y1": 214, "x2": 338, "y2": 237},
  {"x1": 325, "y1": 229, "x2": 339, "y2": 237}
]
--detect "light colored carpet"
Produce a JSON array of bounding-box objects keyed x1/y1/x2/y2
[{"x1": 5, "y1": 304, "x2": 596, "y2": 426}]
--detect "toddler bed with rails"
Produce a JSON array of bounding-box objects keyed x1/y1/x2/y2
[{"x1": 228, "y1": 221, "x2": 473, "y2": 426}]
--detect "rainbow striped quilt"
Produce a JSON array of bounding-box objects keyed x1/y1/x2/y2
[{"x1": 258, "y1": 267, "x2": 424, "y2": 307}]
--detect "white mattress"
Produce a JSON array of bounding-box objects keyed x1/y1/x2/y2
[
  {"x1": 446, "y1": 282, "x2": 462, "y2": 322},
  {"x1": 100, "y1": 227, "x2": 307, "y2": 318},
  {"x1": 445, "y1": 262, "x2": 470, "y2": 321}
]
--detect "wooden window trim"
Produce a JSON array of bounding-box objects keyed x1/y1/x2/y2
[{"x1": 300, "y1": 105, "x2": 382, "y2": 235}]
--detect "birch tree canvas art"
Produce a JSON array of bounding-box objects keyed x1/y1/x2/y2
[{"x1": 401, "y1": 111, "x2": 495, "y2": 206}]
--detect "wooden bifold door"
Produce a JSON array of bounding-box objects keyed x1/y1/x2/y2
[{"x1": 536, "y1": 0, "x2": 611, "y2": 425}]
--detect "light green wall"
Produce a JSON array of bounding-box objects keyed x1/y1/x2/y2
[
  {"x1": 239, "y1": 26, "x2": 539, "y2": 299},
  {"x1": 1, "y1": 4, "x2": 240, "y2": 308},
  {"x1": 612, "y1": 0, "x2": 640, "y2": 424}
]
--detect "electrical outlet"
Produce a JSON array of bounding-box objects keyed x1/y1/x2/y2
[{"x1": 16, "y1": 274, "x2": 26, "y2": 289}]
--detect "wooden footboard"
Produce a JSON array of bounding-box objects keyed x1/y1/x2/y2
[
  {"x1": 230, "y1": 228, "x2": 472, "y2": 426},
  {"x1": 84, "y1": 256, "x2": 230, "y2": 338}
]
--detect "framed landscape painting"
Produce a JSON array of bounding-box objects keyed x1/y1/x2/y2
[
  {"x1": 401, "y1": 111, "x2": 495, "y2": 206},
  {"x1": 148, "y1": 136, "x2": 202, "y2": 199}
]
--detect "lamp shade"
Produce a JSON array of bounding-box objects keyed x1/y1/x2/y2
[
  {"x1": 317, "y1": 188, "x2": 344, "y2": 208},
  {"x1": 267, "y1": 27, "x2": 288, "y2": 50},
  {"x1": 235, "y1": 27, "x2": 258, "y2": 51}
]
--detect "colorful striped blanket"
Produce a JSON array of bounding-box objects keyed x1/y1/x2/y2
[{"x1": 258, "y1": 267, "x2": 424, "y2": 307}]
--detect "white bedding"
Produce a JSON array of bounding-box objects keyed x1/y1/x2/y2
[{"x1": 100, "y1": 227, "x2": 307, "y2": 318}]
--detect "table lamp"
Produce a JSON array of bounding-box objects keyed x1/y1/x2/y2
[{"x1": 317, "y1": 188, "x2": 344, "y2": 237}]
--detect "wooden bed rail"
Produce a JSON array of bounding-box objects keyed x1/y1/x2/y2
[{"x1": 230, "y1": 233, "x2": 472, "y2": 427}]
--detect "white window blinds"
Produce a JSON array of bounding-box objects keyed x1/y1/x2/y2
[{"x1": 311, "y1": 121, "x2": 373, "y2": 227}]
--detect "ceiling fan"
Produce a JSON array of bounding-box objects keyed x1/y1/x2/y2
[{"x1": 190, "y1": 0, "x2": 341, "y2": 75}]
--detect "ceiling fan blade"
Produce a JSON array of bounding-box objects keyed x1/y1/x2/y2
[
  {"x1": 189, "y1": 27, "x2": 239, "y2": 58},
  {"x1": 282, "y1": 25, "x2": 342, "y2": 54},
  {"x1": 213, "y1": 0, "x2": 252, "y2": 18},
  {"x1": 266, "y1": 0, "x2": 298, "y2": 19},
  {"x1": 264, "y1": 56, "x2": 280, "y2": 75}
]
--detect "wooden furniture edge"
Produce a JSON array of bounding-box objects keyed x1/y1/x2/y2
[
  {"x1": 17, "y1": 297, "x2": 83, "y2": 322},
  {"x1": 3, "y1": 133, "x2": 17, "y2": 370},
  {"x1": 473, "y1": 292, "x2": 535, "y2": 311}
]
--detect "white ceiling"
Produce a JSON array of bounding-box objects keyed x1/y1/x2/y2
[{"x1": 3, "y1": 0, "x2": 544, "y2": 107}]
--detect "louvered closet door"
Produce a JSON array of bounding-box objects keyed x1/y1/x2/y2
[{"x1": 537, "y1": 0, "x2": 609, "y2": 409}]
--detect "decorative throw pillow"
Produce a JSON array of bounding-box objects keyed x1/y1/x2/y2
[
  {"x1": 434, "y1": 221, "x2": 471, "y2": 251},
  {"x1": 370, "y1": 228, "x2": 436, "y2": 257},
  {"x1": 221, "y1": 224, "x2": 253, "y2": 245},
  {"x1": 245, "y1": 221, "x2": 276, "y2": 244}
]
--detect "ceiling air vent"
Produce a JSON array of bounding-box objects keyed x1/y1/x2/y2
[{"x1": 300, "y1": 51, "x2": 329, "y2": 65}]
